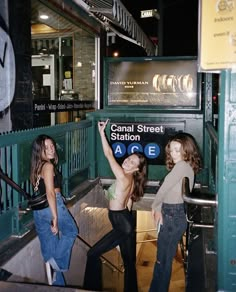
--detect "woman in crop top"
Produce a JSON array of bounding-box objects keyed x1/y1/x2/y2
[
  {"x1": 149, "y1": 133, "x2": 201, "y2": 292},
  {"x1": 84, "y1": 119, "x2": 147, "y2": 292},
  {"x1": 30, "y1": 135, "x2": 78, "y2": 286}
]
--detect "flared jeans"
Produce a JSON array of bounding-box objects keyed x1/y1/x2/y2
[
  {"x1": 149, "y1": 203, "x2": 187, "y2": 292},
  {"x1": 84, "y1": 208, "x2": 138, "y2": 292},
  {"x1": 33, "y1": 193, "x2": 78, "y2": 286}
]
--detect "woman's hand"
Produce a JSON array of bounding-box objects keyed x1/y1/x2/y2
[
  {"x1": 98, "y1": 119, "x2": 109, "y2": 134},
  {"x1": 51, "y1": 217, "x2": 59, "y2": 235},
  {"x1": 151, "y1": 209, "x2": 163, "y2": 226}
]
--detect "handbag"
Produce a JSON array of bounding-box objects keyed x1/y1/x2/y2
[{"x1": 28, "y1": 175, "x2": 49, "y2": 210}]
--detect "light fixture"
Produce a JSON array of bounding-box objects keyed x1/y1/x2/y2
[
  {"x1": 113, "y1": 51, "x2": 119, "y2": 57},
  {"x1": 40, "y1": 14, "x2": 49, "y2": 20},
  {"x1": 76, "y1": 61, "x2": 82, "y2": 67}
]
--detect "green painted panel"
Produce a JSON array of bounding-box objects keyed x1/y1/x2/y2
[
  {"x1": 0, "y1": 210, "x2": 15, "y2": 241},
  {"x1": 229, "y1": 126, "x2": 236, "y2": 159},
  {"x1": 217, "y1": 71, "x2": 236, "y2": 290}
]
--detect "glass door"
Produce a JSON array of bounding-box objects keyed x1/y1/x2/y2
[{"x1": 32, "y1": 54, "x2": 55, "y2": 126}]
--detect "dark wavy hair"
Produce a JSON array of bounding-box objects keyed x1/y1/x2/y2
[
  {"x1": 131, "y1": 152, "x2": 147, "y2": 202},
  {"x1": 165, "y1": 132, "x2": 202, "y2": 174},
  {"x1": 30, "y1": 135, "x2": 58, "y2": 186}
]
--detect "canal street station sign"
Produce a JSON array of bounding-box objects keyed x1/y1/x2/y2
[{"x1": 109, "y1": 122, "x2": 185, "y2": 165}]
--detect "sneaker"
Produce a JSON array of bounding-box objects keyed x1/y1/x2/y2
[{"x1": 45, "y1": 261, "x2": 53, "y2": 285}]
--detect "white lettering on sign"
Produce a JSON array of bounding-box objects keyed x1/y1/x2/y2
[
  {"x1": 0, "y1": 26, "x2": 16, "y2": 112},
  {"x1": 141, "y1": 10, "x2": 153, "y2": 18},
  {"x1": 110, "y1": 132, "x2": 140, "y2": 141},
  {"x1": 48, "y1": 104, "x2": 57, "y2": 110},
  {"x1": 111, "y1": 124, "x2": 134, "y2": 132},
  {"x1": 34, "y1": 104, "x2": 46, "y2": 111},
  {"x1": 137, "y1": 124, "x2": 164, "y2": 133},
  {"x1": 110, "y1": 123, "x2": 165, "y2": 141},
  {"x1": 148, "y1": 146, "x2": 156, "y2": 156}
]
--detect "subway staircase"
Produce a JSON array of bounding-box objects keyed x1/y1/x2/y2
[
  {"x1": 0, "y1": 235, "x2": 185, "y2": 292},
  {"x1": 0, "y1": 230, "x2": 215, "y2": 292},
  {"x1": 136, "y1": 234, "x2": 185, "y2": 292},
  {"x1": 0, "y1": 179, "x2": 216, "y2": 291}
]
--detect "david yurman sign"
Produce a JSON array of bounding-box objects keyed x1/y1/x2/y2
[
  {"x1": 33, "y1": 100, "x2": 94, "y2": 113},
  {"x1": 105, "y1": 58, "x2": 199, "y2": 109}
]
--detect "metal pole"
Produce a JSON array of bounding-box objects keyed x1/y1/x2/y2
[{"x1": 157, "y1": 0, "x2": 163, "y2": 56}]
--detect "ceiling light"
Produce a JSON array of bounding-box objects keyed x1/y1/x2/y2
[{"x1": 40, "y1": 14, "x2": 49, "y2": 20}]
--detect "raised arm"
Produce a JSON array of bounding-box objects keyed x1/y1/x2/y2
[{"x1": 98, "y1": 119, "x2": 125, "y2": 180}]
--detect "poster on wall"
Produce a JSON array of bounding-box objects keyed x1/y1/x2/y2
[
  {"x1": 0, "y1": 14, "x2": 16, "y2": 133},
  {"x1": 199, "y1": 0, "x2": 236, "y2": 71},
  {"x1": 105, "y1": 58, "x2": 199, "y2": 109},
  {"x1": 109, "y1": 121, "x2": 185, "y2": 165}
]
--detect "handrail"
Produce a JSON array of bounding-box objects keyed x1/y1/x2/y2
[
  {"x1": 182, "y1": 177, "x2": 217, "y2": 229},
  {"x1": 182, "y1": 177, "x2": 217, "y2": 207},
  {"x1": 136, "y1": 228, "x2": 156, "y2": 233},
  {"x1": 0, "y1": 171, "x2": 124, "y2": 274},
  {"x1": 76, "y1": 235, "x2": 124, "y2": 273},
  {"x1": 206, "y1": 122, "x2": 218, "y2": 147},
  {"x1": 0, "y1": 169, "x2": 31, "y2": 201}
]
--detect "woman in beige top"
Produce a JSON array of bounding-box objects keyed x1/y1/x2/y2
[
  {"x1": 149, "y1": 132, "x2": 201, "y2": 292},
  {"x1": 84, "y1": 119, "x2": 147, "y2": 292}
]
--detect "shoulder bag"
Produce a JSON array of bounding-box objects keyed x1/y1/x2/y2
[{"x1": 28, "y1": 175, "x2": 49, "y2": 210}]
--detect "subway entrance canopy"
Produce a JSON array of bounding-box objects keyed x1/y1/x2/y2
[{"x1": 73, "y1": 0, "x2": 157, "y2": 56}]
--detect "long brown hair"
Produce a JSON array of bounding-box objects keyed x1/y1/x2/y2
[
  {"x1": 30, "y1": 135, "x2": 58, "y2": 186},
  {"x1": 165, "y1": 132, "x2": 201, "y2": 174},
  {"x1": 131, "y1": 152, "x2": 147, "y2": 202}
]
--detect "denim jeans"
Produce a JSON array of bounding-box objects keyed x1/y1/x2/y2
[
  {"x1": 33, "y1": 193, "x2": 78, "y2": 286},
  {"x1": 149, "y1": 203, "x2": 187, "y2": 292},
  {"x1": 83, "y1": 208, "x2": 138, "y2": 292}
]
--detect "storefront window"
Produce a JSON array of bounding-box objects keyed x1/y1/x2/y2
[{"x1": 31, "y1": 0, "x2": 95, "y2": 127}]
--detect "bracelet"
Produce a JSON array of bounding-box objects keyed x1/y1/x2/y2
[
  {"x1": 166, "y1": 75, "x2": 177, "y2": 92},
  {"x1": 152, "y1": 74, "x2": 160, "y2": 92},
  {"x1": 182, "y1": 74, "x2": 193, "y2": 92}
]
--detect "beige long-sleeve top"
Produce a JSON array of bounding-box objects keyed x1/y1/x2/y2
[{"x1": 152, "y1": 160, "x2": 194, "y2": 212}]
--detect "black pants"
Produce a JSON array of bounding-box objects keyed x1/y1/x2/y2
[{"x1": 83, "y1": 208, "x2": 138, "y2": 292}]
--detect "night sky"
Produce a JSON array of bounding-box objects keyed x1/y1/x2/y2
[{"x1": 108, "y1": 0, "x2": 198, "y2": 57}]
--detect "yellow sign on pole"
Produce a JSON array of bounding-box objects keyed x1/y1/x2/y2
[{"x1": 199, "y1": 0, "x2": 236, "y2": 71}]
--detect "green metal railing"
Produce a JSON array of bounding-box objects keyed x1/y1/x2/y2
[
  {"x1": 0, "y1": 120, "x2": 92, "y2": 242},
  {"x1": 205, "y1": 122, "x2": 218, "y2": 193}
]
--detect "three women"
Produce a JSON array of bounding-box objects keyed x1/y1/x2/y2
[{"x1": 31, "y1": 129, "x2": 201, "y2": 291}]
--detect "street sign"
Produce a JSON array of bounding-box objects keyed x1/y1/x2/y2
[
  {"x1": 141, "y1": 9, "x2": 154, "y2": 18},
  {"x1": 141, "y1": 9, "x2": 160, "y2": 20}
]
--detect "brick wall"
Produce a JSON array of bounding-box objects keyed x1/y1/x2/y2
[{"x1": 74, "y1": 32, "x2": 95, "y2": 100}]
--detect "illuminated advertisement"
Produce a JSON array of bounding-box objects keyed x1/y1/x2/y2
[{"x1": 105, "y1": 58, "x2": 199, "y2": 109}]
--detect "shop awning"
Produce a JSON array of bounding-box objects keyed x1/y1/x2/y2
[{"x1": 73, "y1": 0, "x2": 157, "y2": 56}]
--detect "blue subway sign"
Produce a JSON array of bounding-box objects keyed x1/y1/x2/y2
[{"x1": 110, "y1": 122, "x2": 185, "y2": 164}]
